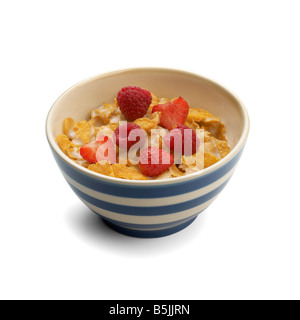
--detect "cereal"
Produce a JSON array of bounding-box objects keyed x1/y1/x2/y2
[
  {"x1": 188, "y1": 107, "x2": 227, "y2": 141},
  {"x1": 178, "y1": 154, "x2": 202, "y2": 175},
  {"x1": 63, "y1": 118, "x2": 75, "y2": 138},
  {"x1": 150, "y1": 92, "x2": 159, "y2": 107},
  {"x1": 134, "y1": 117, "x2": 159, "y2": 133},
  {"x1": 204, "y1": 135, "x2": 221, "y2": 159},
  {"x1": 106, "y1": 123, "x2": 119, "y2": 131},
  {"x1": 187, "y1": 107, "x2": 221, "y2": 124},
  {"x1": 57, "y1": 134, "x2": 72, "y2": 153},
  {"x1": 169, "y1": 165, "x2": 185, "y2": 177},
  {"x1": 91, "y1": 103, "x2": 119, "y2": 125},
  {"x1": 73, "y1": 120, "x2": 92, "y2": 144},
  {"x1": 202, "y1": 123, "x2": 226, "y2": 141},
  {"x1": 184, "y1": 119, "x2": 200, "y2": 131},
  {"x1": 204, "y1": 152, "x2": 220, "y2": 168},
  {"x1": 57, "y1": 88, "x2": 230, "y2": 180},
  {"x1": 67, "y1": 147, "x2": 83, "y2": 160},
  {"x1": 75, "y1": 160, "x2": 91, "y2": 168},
  {"x1": 112, "y1": 164, "x2": 148, "y2": 180},
  {"x1": 214, "y1": 138, "x2": 231, "y2": 158},
  {"x1": 148, "y1": 127, "x2": 168, "y2": 149},
  {"x1": 96, "y1": 125, "x2": 116, "y2": 143},
  {"x1": 88, "y1": 118, "x2": 103, "y2": 128},
  {"x1": 180, "y1": 151, "x2": 220, "y2": 172},
  {"x1": 88, "y1": 161, "x2": 114, "y2": 177},
  {"x1": 158, "y1": 97, "x2": 171, "y2": 104},
  {"x1": 148, "y1": 93, "x2": 165, "y2": 112}
]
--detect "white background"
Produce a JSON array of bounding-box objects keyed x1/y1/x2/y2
[{"x1": 0, "y1": 0, "x2": 299, "y2": 300}]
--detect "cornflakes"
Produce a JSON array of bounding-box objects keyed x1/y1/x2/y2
[
  {"x1": 204, "y1": 152, "x2": 220, "y2": 168},
  {"x1": 112, "y1": 164, "x2": 148, "y2": 180},
  {"x1": 57, "y1": 134, "x2": 72, "y2": 153},
  {"x1": 91, "y1": 103, "x2": 119, "y2": 125},
  {"x1": 187, "y1": 107, "x2": 221, "y2": 124},
  {"x1": 184, "y1": 119, "x2": 200, "y2": 131},
  {"x1": 75, "y1": 160, "x2": 91, "y2": 168},
  {"x1": 63, "y1": 118, "x2": 75, "y2": 138},
  {"x1": 57, "y1": 89, "x2": 231, "y2": 180},
  {"x1": 150, "y1": 93, "x2": 159, "y2": 107},
  {"x1": 188, "y1": 107, "x2": 227, "y2": 141},
  {"x1": 73, "y1": 120, "x2": 92, "y2": 144},
  {"x1": 67, "y1": 147, "x2": 82, "y2": 160},
  {"x1": 214, "y1": 138, "x2": 231, "y2": 158},
  {"x1": 134, "y1": 117, "x2": 159, "y2": 133},
  {"x1": 169, "y1": 165, "x2": 185, "y2": 177},
  {"x1": 88, "y1": 161, "x2": 114, "y2": 177}
]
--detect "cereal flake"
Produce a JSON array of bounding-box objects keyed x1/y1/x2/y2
[
  {"x1": 112, "y1": 164, "x2": 148, "y2": 180},
  {"x1": 57, "y1": 134, "x2": 73, "y2": 153},
  {"x1": 88, "y1": 161, "x2": 114, "y2": 177},
  {"x1": 73, "y1": 120, "x2": 92, "y2": 144}
]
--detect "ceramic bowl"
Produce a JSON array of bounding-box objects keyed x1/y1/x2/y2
[{"x1": 46, "y1": 68, "x2": 249, "y2": 238}]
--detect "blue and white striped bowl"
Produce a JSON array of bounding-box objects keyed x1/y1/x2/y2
[{"x1": 46, "y1": 68, "x2": 249, "y2": 238}]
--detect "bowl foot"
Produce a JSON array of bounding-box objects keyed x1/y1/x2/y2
[{"x1": 101, "y1": 216, "x2": 198, "y2": 238}]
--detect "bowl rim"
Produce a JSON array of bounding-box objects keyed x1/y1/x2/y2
[{"x1": 46, "y1": 67, "x2": 250, "y2": 186}]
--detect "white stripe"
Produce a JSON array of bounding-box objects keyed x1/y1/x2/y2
[
  {"x1": 62, "y1": 166, "x2": 236, "y2": 207},
  {"x1": 79, "y1": 195, "x2": 217, "y2": 224}
]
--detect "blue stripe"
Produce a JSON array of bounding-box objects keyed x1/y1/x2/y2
[
  {"x1": 93, "y1": 211, "x2": 200, "y2": 230},
  {"x1": 67, "y1": 179, "x2": 229, "y2": 216},
  {"x1": 51, "y1": 146, "x2": 243, "y2": 198},
  {"x1": 102, "y1": 216, "x2": 198, "y2": 238}
]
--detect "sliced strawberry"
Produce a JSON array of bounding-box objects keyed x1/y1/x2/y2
[
  {"x1": 152, "y1": 97, "x2": 189, "y2": 131},
  {"x1": 80, "y1": 140, "x2": 103, "y2": 163},
  {"x1": 139, "y1": 147, "x2": 174, "y2": 177},
  {"x1": 164, "y1": 125, "x2": 200, "y2": 156},
  {"x1": 80, "y1": 136, "x2": 116, "y2": 164},
  {"x1": 96, "y1": 135, "x2": 116, "y2": 164}
]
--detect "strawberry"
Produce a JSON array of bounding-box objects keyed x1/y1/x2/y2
[
  {"x1": 80, "y1": 136, "x2": 116, "y2": 164},
  {"x1": 96, "y1": 136, "x2": 116, "y2": 164},
  {"x1": 139, "y1": 147, "x2": 174, "y2": 177},
  {"x1": 80, "y1": 140, "x2": 102, "y2": 164},
  {"x1": 152, "y1": 97, "x2": 189, "y2": 131},
  {"x1": 164, "y1": 125, "x2": 200, "y2": 156}
]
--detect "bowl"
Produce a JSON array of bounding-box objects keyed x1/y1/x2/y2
[{"x1": 46, "y1": 68, "x2": 249, "y2": 238}]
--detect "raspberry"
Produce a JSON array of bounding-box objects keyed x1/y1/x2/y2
[
  {"x1": 117, "y1": 86, "x2": 152, "y2": 121},
  {"x1": 139, "y1": 147, "x2": 174, "y2": 177},
  {"x1": 164, "y1": 125, "x2": 200, "y2": 156},
  {"x1": 114, "y1": 122, "x2": 146, "y2": 150}
]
